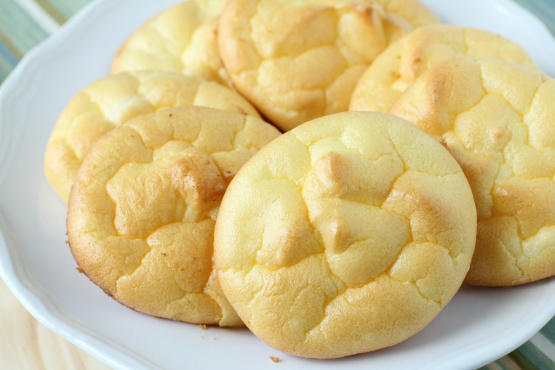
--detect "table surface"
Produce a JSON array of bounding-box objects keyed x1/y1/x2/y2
[{"x1": 0, "y1": 0, "x2": 554, "y2": 369}]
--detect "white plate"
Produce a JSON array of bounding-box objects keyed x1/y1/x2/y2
[{"x1": 1, "y1": 0, "x2": 554, "y2": 369}]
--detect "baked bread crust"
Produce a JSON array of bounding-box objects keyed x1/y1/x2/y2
[
  {"x1": 45, "y1": 71, "x2": 260, "y2": 202},
  {"x1": 112, "y1": 0, "x2": 231, "y2": 86},
  {"x1": 389, "y1": 57, "x2": 555, "y2": 286},
  {"x1": 214, "y1": 111, "x2": 476, "y2": 357},
  {"x1": 350, "y1": 24, "x2": 537, "y2": 113},
  {"x1": 67, "y1": 106, "x2": 280, "y2": 325},
  {"x1": 218, "y1": 0, "x2": 439, "y2": 131}
]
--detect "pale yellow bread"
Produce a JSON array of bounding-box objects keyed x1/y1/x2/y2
[
  {"x1": 214, "y1": 111, "x2": 476, "y2": 358},
  {"x1": 112, "y1": 1, "x2": 231, "y2": 86},
  {"x1": 218, "y1": 0, "x2": 439, "y2": 131},
  {"x1": 44, "y1": 70, "x2": 260, "y2": 203},
  {"x1": 389, "y1": 57, "x2": 555, "y2": 286},
  {"x1": 350, "y1": 24, "x2": 537, "y2": 113},
  {"x1": 67, "y1": 106, "x2": 281, "y2": 326}
]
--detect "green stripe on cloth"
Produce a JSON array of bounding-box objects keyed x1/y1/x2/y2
[
  {"x1": 540, "y1": 317, "x2": 555, "y2": 342},
  {"x1": 510, "y1": 340, "x2": 555, "y2": 369},
  {"x1": 498, "y1": 355, "x2": 528, "y2": 370},
  {"x1": 0, "y1": 0, "x2": 49, "y2": 54},
  {"x1": 47, "y1": 0, "x2": 92, "y2": 19},
  {"x1": 508, "y1": 349, "x2": 540, "y2": 370},
  {"x1": 34, "y1": 0, "x2": 68, "y2": 25}
]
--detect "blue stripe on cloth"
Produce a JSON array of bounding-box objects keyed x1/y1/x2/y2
[
  {"x1": 0, "y1": 58, "x2": 15, "y2": 82},
  {"x1": 0, "y1": 39, "x2": 18, "y2": 81},
  {"x1": 0, "y1": 39, "x2": 19, "y2": 66}
]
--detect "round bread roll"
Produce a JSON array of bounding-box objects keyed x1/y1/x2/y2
[
  {"x1": 218, "y1": 0, "x2": 439, "y2": 132},
  {"x1": 214, "y1": 111, "x2": 476, "y2": 357},
  {"x1": 350, "y1": 24, "x2": 537, "y2": 113},
  {"x1": 45, "y1": 70, "x2": 260, "y2": 203},
  {"x1": 67, "y1": 106, "x2": 281, "y2": 326},
  {"x1": 112, "y1": 0, "x2": 231, "y2": 86},
  {"x1": 389, "y1": 57, "x2": 555, "y2": 286}
]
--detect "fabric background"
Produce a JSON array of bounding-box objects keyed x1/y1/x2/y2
[{"x1": 0, "y1": 0, "x2": 553, "y2": 368}]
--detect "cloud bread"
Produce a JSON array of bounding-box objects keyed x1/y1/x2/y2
[
  {"x1": 389, "y1": 57, "x2": 555, "y2": 286},
  {"x1": 67, "y1": 106, "x2": 281, "y2": 326},
  {"x1": 214, "y1": 111, "x2": 476, "y2": 357},
  {"x1": 44, "y1": 70, "x2": 260, "y2": 203},
  {"x1": 112, "y1": 0, "x2": 231, "y2": 86},
  {"x1": 350, "y1": 24, "x2": 537, "y2": 113},
  {"x1": 218, "y1": 0, "x2": 439, "y2": 132}
]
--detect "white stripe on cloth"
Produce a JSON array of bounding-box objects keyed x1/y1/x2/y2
[
  {"x1": 14, "y1": 0, "x2": 60, "y2": 34},
  {"x1": 529, "y1": 332, "x2": 555, "y2": 360}
]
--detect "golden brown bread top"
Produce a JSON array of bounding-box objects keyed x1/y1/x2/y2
[
  {"x1": 44, "y1": 70, "x2": 260, "y2": 202},
  {"x1": 112, "y1": 0, "x2": 231, "y2": 86},
  {"x1": 350, "y1": 24, "x2": 537, "y2": 113},
  {"x1": 214, "y1": 111, "x2": 476, "y2": 357},
  {"x1": 218, "y1": 0, "x2": 439, "y2": 131},
  {"x1": 389, "y1": 57, "x2": 555, "y2": 286},
  {"x1": 67, "y1": 106, "x2": 280, "y2": 326}
]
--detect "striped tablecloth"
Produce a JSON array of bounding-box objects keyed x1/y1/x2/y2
[{"x1": 0, "y1": 0, "x2": 554, "y2": 369}]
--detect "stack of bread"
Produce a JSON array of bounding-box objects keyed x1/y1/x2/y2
[{"x1": 44, "y1": 0, "x2": 555, "y2": 360}]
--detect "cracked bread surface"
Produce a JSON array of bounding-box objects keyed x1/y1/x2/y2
[
  {"x1": 66, "y1": 106, "x2": 280, "y2": 326},
  {"x1": 214, "y1": 111, "x2": 476, "y2": 357},
  {"x1": 44, "y1": 70, "x2": 260, "y2": 203},
  {"x1": 389, "y1": 57, "x2": 555, "y2": 286},
  {"x1": 112, "y1": 0, "x2": 231, "y2": 86},
  {"x1": 218, "y1": 0, "x2": 439, "y2": 132},
  {"x1": 350, "y1": 24, "x2": 537, "y2": 113}
]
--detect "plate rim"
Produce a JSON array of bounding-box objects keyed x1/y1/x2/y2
[
  {"x1": 0, "y1": 1, "x2": 170, "y2": 368},
  {"x1": 0, "y1": 0, "x2": 554, "y2": 369}
]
